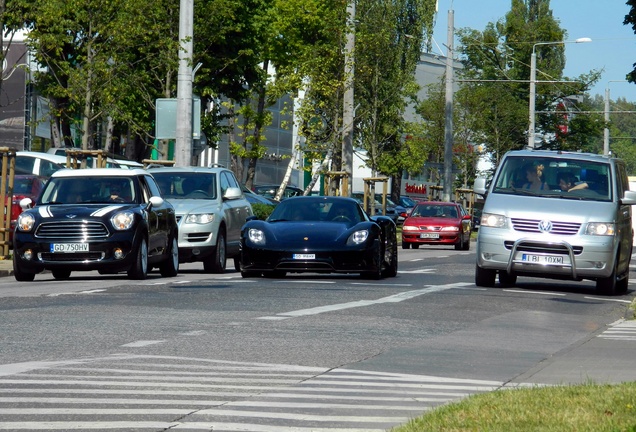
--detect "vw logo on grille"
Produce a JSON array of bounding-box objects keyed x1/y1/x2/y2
[{"x1": 538, "y1": 219, "x2": 553, "y2": 233}]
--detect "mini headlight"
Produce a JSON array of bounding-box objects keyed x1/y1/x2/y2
[
  {"x1": 185, "y1": 213, "x2": 215, "y2": 224},
  {"x1": 481, "y1": 212, "x2": 506, "y2": 228},
  {"x1": 111, "y1": 211, "x2": 135, "y2": 230},
  {"x1": 348, "y1": 230, "x2": 369, "y2": 245},
  {"x1": 17, "y1": 213, "x2": 35, "y2": 232},
  {"x1": 586, "y1": 222, "x2": 615, "y2": 236},
  {"x1": 248, "y1": 228, "x2": 265, "y2": 245}
]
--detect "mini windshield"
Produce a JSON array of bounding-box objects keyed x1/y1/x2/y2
[
  {"x1": 40, "y1": 177, "x2": 136, "y2": 204},
  {"x1": 491, "y1": 156, "x2": 612, "y2": 202}
]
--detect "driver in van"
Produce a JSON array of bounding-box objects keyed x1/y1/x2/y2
[{"x1": 558, "y1": 172, "x2": 588, "y2": 192}]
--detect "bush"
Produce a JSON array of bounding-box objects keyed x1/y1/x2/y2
[{"x1": 251, "y1": 203, "x2": 276, "y2": 220}]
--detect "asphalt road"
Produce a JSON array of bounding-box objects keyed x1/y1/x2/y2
[{"x1": 0, "y1": 245, "x2": 634, "y2": 431}]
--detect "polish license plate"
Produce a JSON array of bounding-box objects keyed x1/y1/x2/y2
[
  {"x1": 50, "y1": 243, "x2": 89, "y2": 253},
  {"x1": 293, "y1": 253, "x2": 315, "y2": 260},
  {"x1": 420, "y1": 233, "x2": 439, "y2": 239},
  {"x1": 522, "y1": 254, "x2": 564, "y2": 265}
]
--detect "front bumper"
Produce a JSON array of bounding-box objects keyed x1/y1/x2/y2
[{"x1": 476, "y1": 227, "x2": 616, "y2": 280}]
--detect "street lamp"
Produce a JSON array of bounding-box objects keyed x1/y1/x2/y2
[{"x1": 528, "y1": 37, "x2": 592, "y2": 149}]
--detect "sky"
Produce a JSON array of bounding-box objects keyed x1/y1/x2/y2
[{"x1": 431, "y1": 0, "x2": 636, "y2": 102}]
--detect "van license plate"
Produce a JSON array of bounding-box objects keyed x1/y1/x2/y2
[
  {"x1": 293, "y1": 254, "x2": 315, "y2": 260},
  {"x1": 522, "y1": 254, "x2": 563, "y2": 264},
  {"x1": 51, "y1": 243, "x2": 89, "y2": 253}
]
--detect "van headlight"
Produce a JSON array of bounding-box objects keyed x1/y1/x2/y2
[
  {"x1": 586, "y1": 222, "x2": 615, "y2": 236},
  {"x1": 481, "y1": 212, "x2": 506, "y2": 228}
]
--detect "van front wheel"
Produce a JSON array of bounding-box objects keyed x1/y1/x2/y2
[{"x1": 475, "y1": 264, "x2": 496, "y2": 287}]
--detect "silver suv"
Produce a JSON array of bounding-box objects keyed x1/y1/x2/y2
[
  {"x1": 475, "y1": 150, "x2": 636, "y2": 295},
  {"x1": 148, "y1": 166, "x2": 252, "y2": 273}
]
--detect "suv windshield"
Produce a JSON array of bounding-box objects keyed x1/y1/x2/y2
[
  {"x1": 492, "y1": 156, "x2": 611, "y2": 202},
  {"x1": 152, "y1": 172, "x2": 218, "y2": 200}
]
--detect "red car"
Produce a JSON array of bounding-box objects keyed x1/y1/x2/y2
[
  {"x1": 6, "y1": 175, "x2": 47, "y2": 244},
  {"x1": 401, "y1": 201, "x2": 472, "y2": 250}
]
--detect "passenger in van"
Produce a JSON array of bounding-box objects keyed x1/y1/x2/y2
[
  {"x1": 522, "y1": 163, "x2": 549, "y2": 190},
  {"x1": 558, "y1": 172, "x2": 588, "y2": 192}
]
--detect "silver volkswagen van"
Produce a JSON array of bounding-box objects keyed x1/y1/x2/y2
[{"x1": 475, "y1": 149, "x2": 636, "y2": 295}]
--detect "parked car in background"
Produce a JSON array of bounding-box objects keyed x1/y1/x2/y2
[
  {"x1": 6, "y1": 174, "x2": 47, "y2": 244},
  {"x1": 401, "y1": 201, "x2": 472, "y2": 250},
  {"x1": 239, "y1": 196, "x2": 398, "y2": 279},
  {"x1": 47, "y1": 147, "x2": 124, "y2": 168},
  {"x1": 253, "y1": 184, "x2": 304, "y2": 201},
  {"x1": 148, "y1": 166, "x2": 252, "y2": 273},
  {"x1": 14, "y1": 151, "x2": 69, "y2": 177},
  {"x1": 472, "y1": 208, "x2": 482, "y2": 231},
  {"x1": 398, "y1": 196, "x2": 418, "y2": 211},
  {"x1": 12, "y1": 168, "x2": 179, "y2": 281},
  {"x1": 351, "y1": 192, "x2": 399, "y2": 223},
  {"x1": 242, "y1": 185, "x2": 278, "y2": 206}
]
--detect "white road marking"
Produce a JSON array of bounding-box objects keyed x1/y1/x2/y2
[
  {"x1": 120, "y1": 340, "x2": 165, "y2": 348},
  {"x1": 503, "y1": 289, "x2": 566, "y2": 296},
  {"x1": 257, "y1": 283, "x2": 472, "y2": 320},
  {"x1": 398, "y1": 269, "x2": 436, "y2": 274},
  {"x1": 584, "y1": 296, "x2": 632, "y2": 303}
]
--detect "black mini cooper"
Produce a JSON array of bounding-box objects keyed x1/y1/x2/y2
[{"x1": 13, "y1": 168, "x2": 179, "y2": 281}]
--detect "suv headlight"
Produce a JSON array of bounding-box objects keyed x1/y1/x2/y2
[
  {"x1": 111, "y1": 211, "x2": 135, "y2": 230},
  {"x1": 185, "y1": 213, "x2": 215, "y2": 224},
  {"x1": 481, "y1": 212, "x2": 506, "y2": 228},
  {"x1": 586, "y1": 222, "x2": 616, "y2": 236},
  {"x1": 17, "y1": 213, "x2": 35, "y2": 232}
]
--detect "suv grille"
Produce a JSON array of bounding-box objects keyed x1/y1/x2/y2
[
  {"x1": 511, "y1": 218, "x2": 581, "y2": 235},
  {"x1": 35, "y1": 221, "x2": 110, "y2": 240}
]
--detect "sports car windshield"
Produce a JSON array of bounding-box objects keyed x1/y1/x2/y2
[
  {"x1": 491, "y1": 156, "x2": 612, "y2": 202},
  {"x1": 152, "y1": 172, "x2": 218, "y2": 200},
  {"x1": 268, "y1": 198, "x2": 365, "y2": 223}
]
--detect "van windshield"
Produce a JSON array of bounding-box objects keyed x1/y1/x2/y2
[{"x1": 491, "y1": 156, "x2": 611, "y2": 202}]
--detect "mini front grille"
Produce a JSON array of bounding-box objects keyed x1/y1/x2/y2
[
  {"x1": 511, "y1": 218, "x2": 581, "y2": 235},
  {"x1": 504, "y1": 240, "x2": 583, "y2": 255},
  {"x1": 39, "y1": 252, "x2": 105, "y2": 262},
  {"x1": 35, "y1": 222, "x2": 109, "y2": 241}
]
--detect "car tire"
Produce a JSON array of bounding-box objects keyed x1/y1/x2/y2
[
  {"x1": 362, "y1": 244, "x2": 383, "y2": 280},
  {"x1": 382, "y1": 229, "x2": 398, "y2": 278},
  {"x1": 596, "y1": 254, "x2": 625, "y2": 296},
  {"x1": 52, "y1": 269, "x2": 71, "y2": 280},
  {"x1": 13, "y1": 257, "x2": 35, "y2": 282},
  {"x1": 475, "y1": 264, "x2": 496, "y2": 287},
  {"x1": 412, "y1": 244, "x2": 420, "y2": 249},
  {"x1": 204, "y1": 229, "x2": 226, "y2": 273},
  {"x1": 401, "y1": 242, "x2": 410, "y2": 250},
  {"x1": 234, "y1": 257, "x2": 241, "y2": 272},
  {"x1": 128, "y1": 237, "x2": 148, "y2": 280},
  {"x1": 159, "y1": 234, "x2": 179, "y2": 277},
  {"x1": 462, "y1": 234, "x2": 471, "y2": 251},
  {"x1": 454, "y1": 241, "x2": 462, "y2": 250},
  {"x1": 498, "y1": 271, "x2": 517, "y2": 287}
]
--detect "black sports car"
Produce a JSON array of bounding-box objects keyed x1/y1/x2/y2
[
  {"x1": 12, "y1": 168, "x2": 179, "y2": 281},
  {"x1": 239, "y1": 196, "x2": 398, "y2": 278}
]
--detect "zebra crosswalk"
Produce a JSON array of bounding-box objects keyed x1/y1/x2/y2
[
  {"x1": 0, "y1": 354, "x2": 504, "y2": 431},
  {"x1": 598, "y1": 319, "x2": 636, "y2": 341}
]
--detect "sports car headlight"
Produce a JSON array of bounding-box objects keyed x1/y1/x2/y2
[
  {"x1": 248, "y1": 228, "x2": 265, "y2": 245},
  {"x1": 585, "y1": 222, "x2": 615, "y2": 236},
  {"x1": 348, "y1": 229, "x2": 369, "y2": 245},
  {"x1": 111, "y1": 211, "x2": 135, "y2": 230},
  {"x1": 481, "y1": 212, "x2": 506, "y2": 228},
  {"x1": 185, "y1": 213, "x2": 215, "y2": 224},
  {"x1": 402, "y1": 225, "x2": 418, "y2": 231},
  {"x1": 16, "y1": 213, "x2": 35, "y2": 232}
]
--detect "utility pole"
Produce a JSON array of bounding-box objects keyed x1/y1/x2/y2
[
  {"x1": 442, "y1": 7, "x2": 454, "y2": 202},
  {"x1": 341, "y1": 0, "x2": 355, "y2": 197},
  {"x1": 175, "y1": 0, "x2": 194, "y2": 166}
]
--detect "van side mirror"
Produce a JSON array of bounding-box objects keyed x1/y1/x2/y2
[{"x1": 474, "y1": 177, "x2": 488, "y2": 195}]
